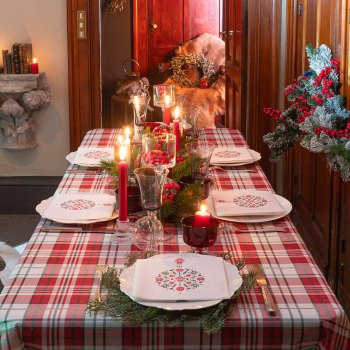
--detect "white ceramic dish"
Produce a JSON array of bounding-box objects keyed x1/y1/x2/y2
[
  {"x1": 119, "y1": 253, "x2": 243, "y2": 311},
  {"x1": 204, "y1": 193, "x2": 292, "y2": 223},
  {"x1": 210, "y1": 149, "x2": 261, "y2": 166},
  {"x1": 66, "y1": 152, "x2": 102, "y2": 167},
  {"x1": 36, "y1": 196, "x2": 119, "y2": 224}
]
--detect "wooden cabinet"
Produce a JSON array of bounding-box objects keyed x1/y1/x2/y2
[{"x1": 285, "y1": 0, "x2": 350, "y2": 319}]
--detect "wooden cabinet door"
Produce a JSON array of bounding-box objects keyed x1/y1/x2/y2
[
  {"x1": 225, "y1": 0, "x2": 245, "y2": 130},
  {"x1": 134, "y1": 0, "x2": 223, "y2": 84}
]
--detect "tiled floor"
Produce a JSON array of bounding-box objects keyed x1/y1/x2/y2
[{"x1": 0, "y1": 214, "x2": 40, "y2": 247}]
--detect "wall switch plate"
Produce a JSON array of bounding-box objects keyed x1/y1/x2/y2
[{"x1": 77, "y1": 11, "x2": 86, "y2": 40}]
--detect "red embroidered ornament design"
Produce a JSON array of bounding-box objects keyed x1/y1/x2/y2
[
  {"x1": 233, "y1": 195, "x2": 268, "y2": 208},
  {"x1": 84, "y1": 151, "x2": 111, "y2": 160},
  {"x1": 214, "y1": 150, "x2": 241, "y2": 158},
  {"x1": 155, "y1": 258, "x2": 205, "y2": 294},
  {"x1": 61, "y1": 199, "x2": 95, "y2": 210}
]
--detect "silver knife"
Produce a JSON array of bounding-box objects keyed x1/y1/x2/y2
[
  {"x1": 252, "y1": 264, "x2": 276, "y2": 315},
  {"x1": 42, "y1": 225, "x2": 115, "y2": 234}
]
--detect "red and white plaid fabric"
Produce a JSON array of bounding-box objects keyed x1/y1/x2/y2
[{"x1": 0, "y1": 128, "x2": 349, "y2": 350}]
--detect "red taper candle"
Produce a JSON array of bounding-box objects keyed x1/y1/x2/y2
[
  {"x1": 163, "y1": 95, "x2": 171, "y2": 125},
  {"x1": 31, "y1": 58, "x2": 39, "y2": 74},
  {"x1": 118, "y1": 146, "x2": 128, "y2": 221},
  {"x1": 173, "y1": 106, "x2": 180, "y2": 152},
  {"x1": 194, "y1": 205, "x2": 211, "y2": 227}
]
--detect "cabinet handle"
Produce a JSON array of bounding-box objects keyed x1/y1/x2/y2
[{"x1": 149, "y1": 20, "x2": 158, "y2": 33}]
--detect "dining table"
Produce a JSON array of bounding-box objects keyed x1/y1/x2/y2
[{"x1": 0, "y1": 128, "x2": 349, "y2": 350}]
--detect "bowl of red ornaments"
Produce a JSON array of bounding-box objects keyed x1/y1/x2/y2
[{"x1": 141, "y1": 133, "x2": 176, "y2": 168}]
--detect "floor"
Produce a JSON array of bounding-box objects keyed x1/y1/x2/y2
[{"x1": 0, "y1": 214, "x2": 40, "y2": 247}]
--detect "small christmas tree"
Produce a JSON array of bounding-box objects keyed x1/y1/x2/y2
[{"x1": 263, "y1": 44, "x2": 350, "y2": 181}]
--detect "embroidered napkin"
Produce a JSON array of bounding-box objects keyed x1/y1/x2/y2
[
  {"x1": 132, "y1": 255, "x2": 230, "y2": 301},
  {"x1": 71, "y1": 147, "x2": 114, "y2": 166},
  {"x1": 210, "y1": 147, "x2": 254, "y2": 164},
  {"x1": 212, "y1": 190, "x2": 284, "y2": 217},
  {"x1": 42, "y1": 194, "x2": 115, "y2": 221}
]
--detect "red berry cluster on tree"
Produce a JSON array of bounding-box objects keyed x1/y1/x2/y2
[
  {"x1": 177, "y1": 153, "x2": 185, "y2": 164},
  {"x1": 163, "y1": 181, "x2": 181, "y2": 201},
  {"x1": 263, "y1": 107, "x2": 281, "y2": 121},
  {"x1": 313, "y1": 123, "x2": 350, "y2": 139},
  {"x1": 294, "y1": 96, "x2": 312, "y2": 123}
]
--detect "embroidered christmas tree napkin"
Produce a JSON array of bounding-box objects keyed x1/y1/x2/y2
[
  {"x1": 210, "y1": 147, "x2": 254, "y2": 164},
  {"x1": 43, "y1": 193, "x2": 115, "y2": 221},
  {"x1": 72, "y1": 147, "x2": 114, "y2": 166},
  {"x1": 132, "y1": 255, "x2": 230, "y2": 301},
  {"x1": 212, "y1": 190, "x2": 284, "y2": 217}
]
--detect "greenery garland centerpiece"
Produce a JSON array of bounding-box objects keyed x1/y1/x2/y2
[
  {"x1": 170, "y1": 53, "x2": 217, "y2": 88},
  {"x1": 100, "y1": 130, "x2": 204, "y2": 224},
  {"x1": 263, "y1": 44, "x2": 350, "y2": 181},
  {"x1": 86, "y1": 251, "x2": 257, "y2": 334}
]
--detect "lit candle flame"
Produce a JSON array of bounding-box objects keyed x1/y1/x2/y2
[
  {"x1": 33, "y1": 58, "x2": 37, "y2": 63},
  {"x1": 134, "y1": 96, "x2": 139, "y2": 105},
  {"x1": 120, "y1": 146, "x2": 126, "y2": 161},
  {"x1": 118, "y1": 135, "x2": 123, "y2": 143},
  {"x1": 175, "y1": 106, "x2": 180, "y2": 119},
  {"x1": 125, "y1": 127, "x2": 130, "y2": 140},
  {"x1": 200, "y1": 204, "x2": 207, "y2": 212},
  {"x1": 165, "y1": 95, "x2": 170, "y2": 106}
]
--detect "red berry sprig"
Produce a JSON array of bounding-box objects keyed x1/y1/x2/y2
[
  {"x1": 313, "y1": 122, "x2": 350, "y2": 139},
  {"x1": 176, "y1": 153, "x2": 185, "y2": 164}
]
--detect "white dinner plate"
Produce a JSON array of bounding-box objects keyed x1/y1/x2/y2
[
  {"x1": 66, "y1": 152, "x2": 102, "y2": 167},
  {"x1": 36, "y1": 196, "x2": 119, "y2": 224},
  {"x1": 119, "y1": 253, "x2": 243, "y2": 311},
  {"x1": 204, "y1": 193, "x2": 292, "y2": 223},
  {"x1": 210, "y1": 149, "x2": 261, "y2": 166}
]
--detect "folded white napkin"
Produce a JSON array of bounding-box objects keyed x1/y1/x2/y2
[
  {"x1": 72, "y1": 147, "x2": 114, "y2": 166},
  {"x1": 42, "y1": 194, "x2": 115, "y2": 221},
  {"x1": 211, "y1": 147, "x2": 254, "y2": 164},
  {"x1": 132, "y1": 255, "x2": 230, "y2": 302},
  {"x1": 212, "y1": 190, "x2": 284, "y2": 217}
]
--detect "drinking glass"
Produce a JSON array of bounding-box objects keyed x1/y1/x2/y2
[
  {"x1": 185, "y1": 142, "x2": 215, "y2": 181},
  {"x1": 132, "y1": 168, "x2": 169, "y2": 251},
  {"x1": 141, "y1": 133, "x2": 176, "y2": 169},
  {"x1": 181, "y1": 107, "x2": 200, "y2": 137},
  {"x1": 153, "y1": 84, "x2": 175, "y2": 124},
  {"x1": 181, "y1": 216, "x2": 220, "y2": 253},
  {"x1": 131, "y1": 95, "x2": 150, "y2": 139}
]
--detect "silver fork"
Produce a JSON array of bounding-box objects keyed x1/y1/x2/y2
[
  {"x1": 209, "y1": 166, "x2": 258, "y2": 173},
  {"x1": 219, "y1": 225, "x2": 286, "y2": 233},
  {"x1": 95, "y1": 265, "x2": 109, "y2": 301}
]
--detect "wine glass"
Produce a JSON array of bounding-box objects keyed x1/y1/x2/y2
[
  {"x1": 181, "y1": 107, "x2": 200, "y2": 137},
  {"x1": 131, "y1": 95, "x2": 150, "y2": 140},
  {"x1": 153, "y1": 84, "x2": 176, "y2": 125},
  {"x1": 185, "y1": 142, "x2": 215, "y2": 182},
  {"x1": 132, "y1": 167, "x2": 169, "y2": 251}
]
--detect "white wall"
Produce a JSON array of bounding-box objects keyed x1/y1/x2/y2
[{"x1": 0, "y1": 0, "x2": 69, "y2": 176}]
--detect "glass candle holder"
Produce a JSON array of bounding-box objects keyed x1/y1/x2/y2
[
  {"x1": 181, "y1": 107, "x2": 200, "y2": 136},
  {"x1": 141, "y1": 133, "x2": 176, "y2": 169},
  {"x1": 185, "y1": 142, "x2": 215, "y2": 181},
  {"x1": 128, "y1": 141, "x2": 142, "y2": 174},
  {"x1": 132, "y1": 167, "x2": 169, "y2": 251},
  {"x1": 170, "y1": 94, "x2": 187, "y2": 121},
  {"x1": 153, "y1": 84, "x2": 176, "y2": 125},
  {"x1": 181, "y1": 215, "x2": 220, "y2": 253},
  {"x1": 131, "y1": 95, "x2": 150, "y2": 140}
]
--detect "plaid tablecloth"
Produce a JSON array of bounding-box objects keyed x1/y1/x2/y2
[{"x1": 0, "y1": 128, "x2": 349, "y2": 350}]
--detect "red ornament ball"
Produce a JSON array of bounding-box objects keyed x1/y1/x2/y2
[{"x1": 199, "y1": 77, "x2": 210, "y2": 89}]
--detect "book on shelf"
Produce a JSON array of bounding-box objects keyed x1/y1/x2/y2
[
  {"x1": 2, "y1": 49, "x2": 8, "y2": 74},
  {"x1": 22, "y1": 44, "x2": 28, "y2": 74},
  {"x1": 11, "y1": 53, "x2": 15, "y2": 74},
  {"x1": 5, "y1": 53, "x2": 11, "y2": 74},
  {"x1": 13, "y1": 43, "x2": 20, "y2": 74},
  {"x1": 19, "y1": 44, "x2": 24, "y2": 74},
  {"x1": 27, "y1": 44, "x2": 32, "y2": 73}
]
